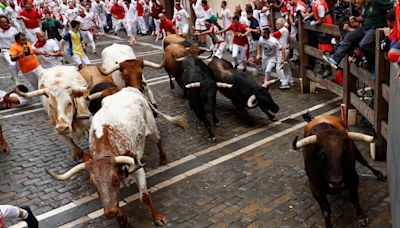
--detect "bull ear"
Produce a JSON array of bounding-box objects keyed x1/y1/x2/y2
[{"x1": 83, "y1": 153, "x2": 92, "y2": 162}]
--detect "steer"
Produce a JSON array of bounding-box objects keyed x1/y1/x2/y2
[
  {"x1": 207, "y1": 59, "x2": 280, "y2": 125},
  {"x1": 292, "y1": 115, "x2": 386, "y2": 228},
  {"x1": 0, "y1": 125, "x2": 10, "y2": 153},
  {"x1": 16, "y1": 66, "x2": 91, "y2": 160},
  {"x1": 46, "y1": 87, "x2": 173, "y2": 226}
]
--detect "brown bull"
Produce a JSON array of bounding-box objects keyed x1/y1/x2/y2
[
  {"x1": 292, "y1": 115, "x2": 386, "y2": 228},
  {"x1": 0, "y1": 125, "x2": 10, "y2": 153}
]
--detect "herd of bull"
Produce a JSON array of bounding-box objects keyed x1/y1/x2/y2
[{"x1": 0, "y1": 34, "x2": 387, "y2": 227}]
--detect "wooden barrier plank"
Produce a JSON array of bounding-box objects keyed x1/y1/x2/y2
[
  {"x1": 303, "y1": 23, "x2": 342, "y2": 37},
  {"x1": 306, "y1": 69, "x2": 343, "y2": 96},
  {"x1": 298, "y1": 19, "x2": 310, "y2": 93},
  {"x1": 304, "y1": 45, "x2": 323, "y2": 61},
  {"x1": 350, "y1": 92, "x2": 375, "y2": 126},
  {"x1": 382, "y1": 83, "x2": 390, "y2": 102},
  {"x1": 381, "y1": 120, "x2": 388, "y2": 141},
  {"x1": 349, "y1": 63, "x2": 375, "y2": 88}
]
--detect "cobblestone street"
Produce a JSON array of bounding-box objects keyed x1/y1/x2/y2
[{"x1": 0, "y1": 34, "x2": 390, "y2": 228}]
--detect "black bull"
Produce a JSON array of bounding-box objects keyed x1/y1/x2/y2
[
  {"x1": 292, "y1": 115, "x2": 386, "y2": 228},
  {"x1": 207, "y1": 59, "x2": 279, "y2": 125}
]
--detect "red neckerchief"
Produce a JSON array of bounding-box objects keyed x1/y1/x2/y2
[
  {"x1": 203, "y1": 5, "x2": 209, "y2": 11},
  {"x1": 34, "y1": 40, "x2": 46, "y2": 48},
  {"x1": 0, "y1": 25, "x2": 11, "y2": 31}
]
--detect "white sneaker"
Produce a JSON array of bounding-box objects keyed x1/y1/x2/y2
[{"x1": 279, "y1": 84, "x2": 290, "y2": 90}]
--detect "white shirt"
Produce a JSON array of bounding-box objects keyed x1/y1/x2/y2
[
  {"x1": 220, "y1": 8, "x2": 232, "y2": 28},
  {"x1": 60, "y1": 3, "x2": 69, "y2": 14},
  {"x1": 0, "y1": 27, "x2": 19, "y2": 49},
  {"x1": 33, "y1": 39, "x2": 61, "y2": 69},
  {"x1": 276, "y1": 26, "x2": 289, "y2": 49},
  {"x1": 65, "y1": 8, "x2": 79, "y2": 21},
  {"x1": 0, "y1": 90, "x2": 28, "y2": 108},
  {"x1": 77, "y1": 13, "x2": 94, "y2": 30},
  {"x1": 4, "y1": 6, "x2": 21, "y2": 20},
  {"x1": 173, "y1": 8, "x2": 189, "y2": 28},
  {"x1": 240, "y1": 10, "x2": 250, "y2": 26},
  {"x1": 123, "y1": 2, "x2": 137, "y2": 20},
  {"x1": 259, "y1": 6, "x2": 270, "y2": 28}
]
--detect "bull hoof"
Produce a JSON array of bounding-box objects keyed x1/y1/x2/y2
[
  {"x1": 72, "y1": 148, "x2": 84, "y2": 161},
  {"x1": 1, "y1": 142, "x2": 10, "y2": 153},
  {"x1": 117, "y1": 214, "x2": 128, "y2": 227},
  {"x1": 208, "y1": 137, "x2": 216, "y2": 143},
  {"x1": 159, "y1": 159, "x2": 168, "y2": 166},
  {"x1": 357, "y1": 215, "x2": 368, "y2": 227},
  {"x1": 154, "y1": 214, "x2": 167, "y2": 226}
]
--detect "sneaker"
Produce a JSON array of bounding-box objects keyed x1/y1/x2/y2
[
  {"x1": 289, "y1": 81, "x2": 294, "y2": 86},
  {"x1": 242, "y1": 67, "x2": 247, "y2": 73},
  {"x1": 21, "y1": 206, "x2": 38, "y2": 228},
  {"x1": 322, "y1": 55, "x2": 338, "y2": 69},
  {"x1": 279, "y1": 84, "x2": 290, "y2": 89}
]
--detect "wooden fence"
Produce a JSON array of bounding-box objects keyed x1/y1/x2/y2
[{"x1": 295, "y1": 21, "x2": 390, "y2": 161}]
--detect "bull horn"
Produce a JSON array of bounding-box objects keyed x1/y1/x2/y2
[
  {"x1": 86, "y1": 91, "x2": 103, "y2": 101},
  {"x1": 143, "y1": 56, "x2": 165, "y2": 69},
  {"x1": 45, "y1": 163, "x2": 86, "y2": 181},
  {"x1": 198, "y1": 47, "x2": 212, "y2": 52},
  {"x1": 97, "y1": 63, "x2": 120, "y2": 75},
  {"x1": 14, "y1": 88, "x2": 48, "y2": 98},
  {"x1": 247, "y1": 95, "x2": 258, "y2": 108},
  {"x1": 197, "y1": 51, "x2": 213, "y2": 60},
  {"x1": 292, "y1": 135, "x2": 318, "y2": 150},
  {"x1": 185, "y1": 82, "x2": 201, "y2": 88},
  {"x1": 114, "y1": 156, "x2": 143, "y2": 173},
  {"x1": 175, "y1": 56, "x2": 187, "y2": 62},
  {"x1": 262, "y1": 79, "x2": 279, "y2": 88},
  {"x1": 347, "y1": 132, "x2": 374, "y2": 143},
  {"x1": 216, "y1": 82, "x2": 233, "y2": 88}
]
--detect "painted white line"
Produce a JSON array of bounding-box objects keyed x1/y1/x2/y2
[
  {"x1": 8, "y1": 97, "x2": 340, "y2": 228},
  {"x1": 146, "y1": 75, "x2": 169, "y2": 82},
  {"x1": 104, "y1": 34, "x2": 124, "y2": 40},
  {"x1": 0, "y1": 102, "x2": 41, "y2": 114},
  {"x1": 136, "y1": 41, "x2": 163, "y2": 50},
  {"x1": 59, "y1": 107, "x2": 340, "y2": 227}
]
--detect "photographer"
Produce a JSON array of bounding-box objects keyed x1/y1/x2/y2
[{"x1": 9, "y1": 33, "x2": 45, "y2": 90}]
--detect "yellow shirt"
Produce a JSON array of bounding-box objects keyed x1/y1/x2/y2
[
  {"x1": 70, "y1": 31, "x2": 84, "y2": 56},
  {"x1": 9, "y1": 42, "x2": 40, "y2": 73}
]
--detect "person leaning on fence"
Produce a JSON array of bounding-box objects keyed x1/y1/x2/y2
[
  {"x1": 0, "y1": 205, "x2": 38, "y2": 228},
  {"x1": 387, "y1": 0, "x2": 400, "y2": 79},
  {"x1": 322, "y1": 0, "x2": 393, "y2": 76},
  {"x1": 302, "y1": 0, "x2": 334, "y2": 78}
]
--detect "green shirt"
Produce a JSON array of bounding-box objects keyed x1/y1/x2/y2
[{"x1": 362, "y1": 0, "x2": 393, "y2": 29}]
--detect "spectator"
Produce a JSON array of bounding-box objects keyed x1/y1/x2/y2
[
  {"x1": 33, "y1": 31, "x2": 62, "y2": 69},
  {"x1": 10, "y1": 32, "x2": 44, "y2": 89},
  {"x1": 0, "y1": 85, "x2": 29, "y2": 109},
  {"x1": 156, "y1": 13, "x2": 176, "y2": 42},
  {"x1": 60, "y1": 20, "x2": 91, "y2": 68},
  {"x1": 218, "y1": 0, "x2": 232, "y2": 52},
  {"x1": 219, "y1": 16, "x2": 251, "y2": 72},
  {"x1": 41, "y1": 11, "x2": 64, "y2": 41},
  {"x1": 0, "y1": 205, "x2": 38, "y2": 228},
  {"x1": 273, "y1": 17, "x2": 293, "y2": 88},
  {"x1": 0, "y1": 15, "x2": 19, "y2": 83},
  {"x1": 17, "y1": 1, "x2": 42, "y2": 43},
  {"x1": 322, "y1": 0, "x2": 393, "y2": 74},
  {"x1": 256, "y1": 28, "x2": 285, "y2": 85},
  {"x1": 173, "y1": 2, "x2": 190, "y2": 38},
  {"x1": 289, "y1": 0, "x2": 308, "y2": 61},
  {"x1": 388, "y1": 0, "x2": 400, "y2": 79}
]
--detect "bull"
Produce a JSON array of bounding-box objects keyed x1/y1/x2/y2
[
  {"x1": 0, "y1": 125, "x2": 10, "y2": 153},
  {"x1": 207, "y1": 59, "x2": 280, "y2": 125},
  {"x1": 46, "y1": 87, "x2": 172, "y2": 226},
  {"x1": 292, "y1": 115, "x2": 386, "y2": 228},
  {"x1": 16, "y1": 66, "x2": 91, "y2": 160}
]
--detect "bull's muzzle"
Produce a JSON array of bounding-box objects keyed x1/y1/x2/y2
[
  {"x1": 328, "y1": 176, "x2": 345, "y2": 189},
  {"x1": 55, "y1": 124, "x2": 71, "y2": 134},
  {"x1": 104, "y1": 206, "x2": 119, "y2": 218}
]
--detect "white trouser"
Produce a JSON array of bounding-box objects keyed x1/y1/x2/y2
[
  {"x1": 263, "y1": 56, "x2": 284, "y2": 82},
  {"x1": 290, "y1": 25, "x2": 299, "y2": 59},
  {"x1": 80, "y1": 30, "x2": 96, "y2": 52},
  {"x1": 277, "y1": 49, "x2": 293, "y2": 85},
  {"x1": 224, "y1": 31, "x2": 233, "y2": 51},
  {"x1": 177, "y1": 24, "x2": 189, "y2": 35},
  {"x1": 0, "y1": 205, "x2": 28, "y2": 221},
  {"x1": 25, "y1": 27, "x2": 41, "y2": 44},
  {"x1": 232, "y1": 44, "x2": 248, "y2": 68},
  {"x1": 125, "y1": 19, "x2": 138, "y2": 38},
  {"x1": 153, "y1": 18, "x2": 160, "y2": 35},
  {"x1": 250, "y1": 39, "x2": 258, "y2": 55},
  {"x1": 23, "y1": 66, "x2": 43, "y2": 90},
  {"x1": 212, "y1": 41, "x2": 226, "y2": 59},
  {"x1": 137, "y1": 16, "x2": 147, "y2": 34},
  {"x1": 71, "y1": 54, "x2": 91, "y2": 66},
  {"x1": 2, "y1": 50, "x2": 19, "y2": 83},
  {"x1": 195, "y1": 18, "x2": 206, "y2": 30},
  {"x1": 11, "y1": 19, "x2": 23, "y2": 32},
  {"x1": 112, "y1": 18, "x2": 125, "y2": 33}
]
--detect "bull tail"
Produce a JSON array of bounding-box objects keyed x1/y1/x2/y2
[
  {"x1": 302, "y1": 111, "x2": 313, "y2": 122},
  {"x1": 146, "y1": 100, "x2": 187, "y2": 129}
]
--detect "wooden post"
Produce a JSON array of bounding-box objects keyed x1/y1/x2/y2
[
  {"x1": 298, "y1": 18, "x2": 310, "y2": 93},
  {"x1": 162, "y1": 0, "x2": 174, "y2": 19},
  {"x1": 342, "y1": 56, "x2": 356, "y2": 127},
  {"x1": 373, "y1": 29, "x2": 389, "y2": 160},
  {"x1": 270, "y1": 6, "x2": 276, "y2": 32}
]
